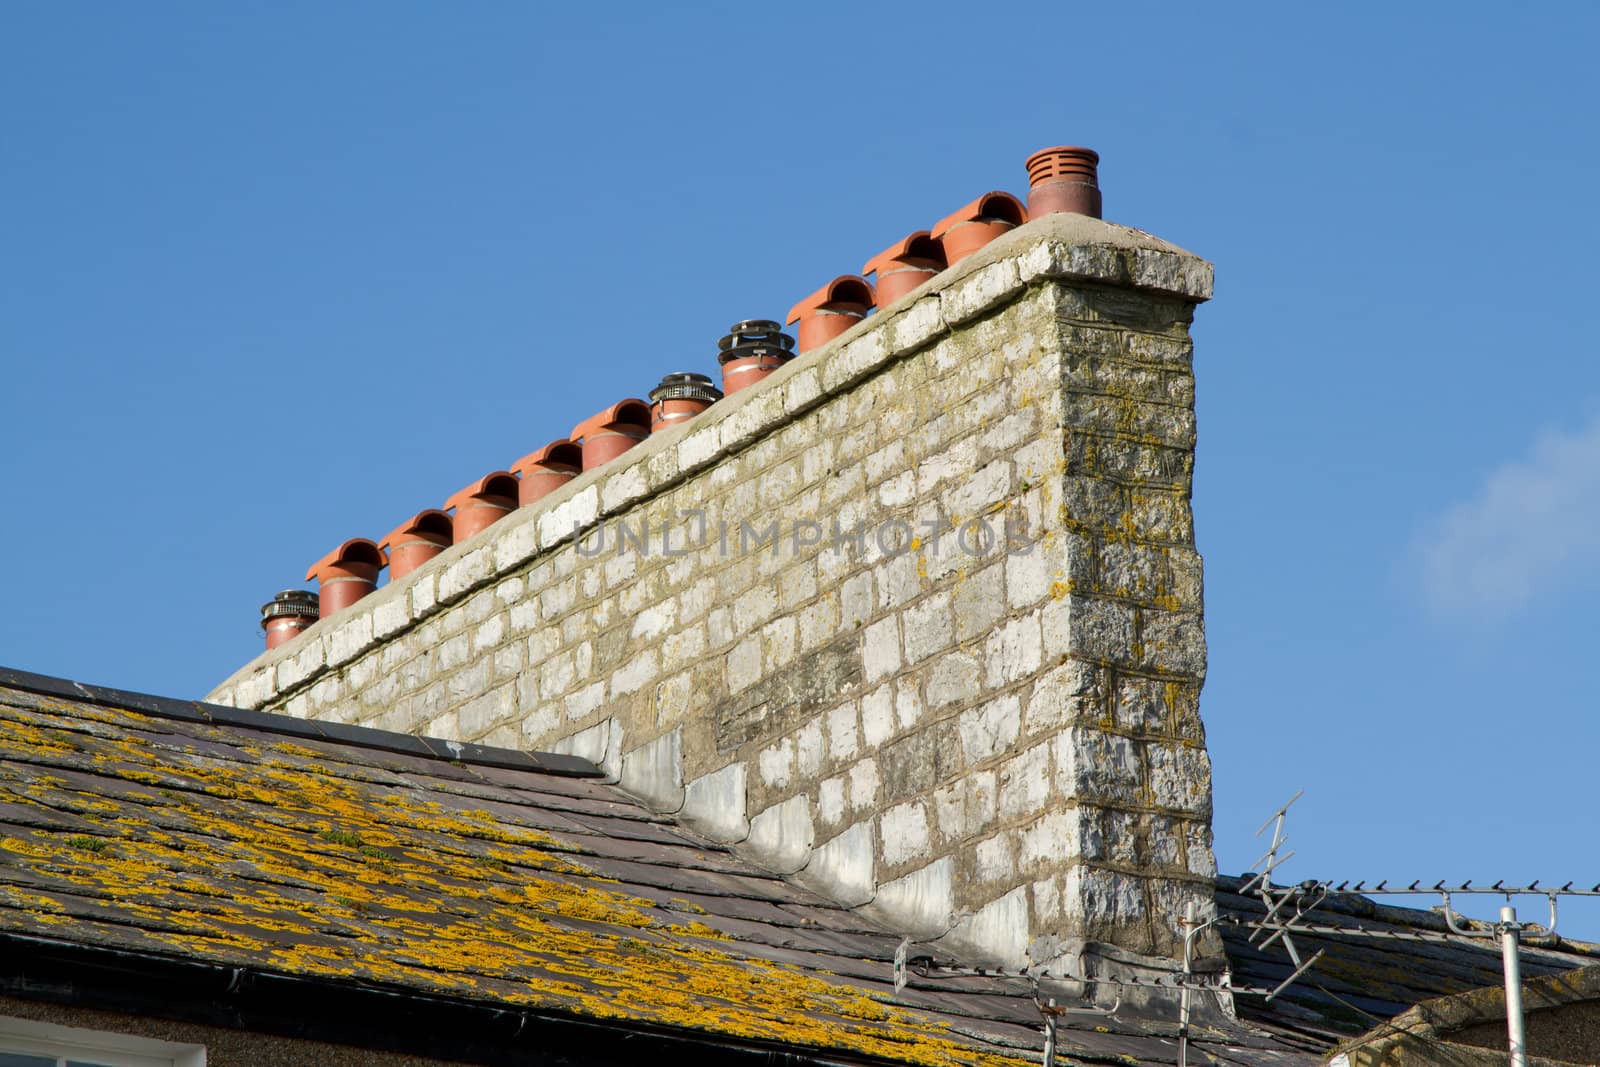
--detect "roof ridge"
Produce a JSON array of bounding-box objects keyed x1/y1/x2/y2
[{"x1": 0, "y1": 664, "x2": 602, "y2": 779}]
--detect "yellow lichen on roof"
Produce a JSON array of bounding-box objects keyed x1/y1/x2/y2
[{"x1": 0, "y1": 695, "x2": 1031, "y2": 1066}]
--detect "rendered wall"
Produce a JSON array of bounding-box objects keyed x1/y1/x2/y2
[{"x1": 209, "y1": 213, "x2": 1216, "y2": 967}]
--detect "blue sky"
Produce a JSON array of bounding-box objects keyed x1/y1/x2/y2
[{"x1": 4, "y1": 3, "x2": 1598, "y2": 937}]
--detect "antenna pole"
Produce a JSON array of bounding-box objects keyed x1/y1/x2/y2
[
  {"x1": 1178, "y1": 900, "x2": 1195, "y2": 1067},
  {"x1": 1500, "y1": 905, "x2": 1527, "y2": 1067}
]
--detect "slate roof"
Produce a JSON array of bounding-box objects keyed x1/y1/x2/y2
[
  {"x1": 0, "y1": 668, "x2": 1302, "y2": 1067},
  {"x1": 1217, "y1": 875, "x2": 1600, "y2": 1052},
  {"x1": 2, "y1": 668, "x2": 1596, "y2": 1067}
]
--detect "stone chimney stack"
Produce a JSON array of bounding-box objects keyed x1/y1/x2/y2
[{"x1": 210, "y1": 210, "x2": 1216, "y2": 973}]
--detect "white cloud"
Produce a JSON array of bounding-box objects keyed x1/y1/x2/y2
[{"x1": 1417, "y1": 411, "x2": 1600, "y2": 620}]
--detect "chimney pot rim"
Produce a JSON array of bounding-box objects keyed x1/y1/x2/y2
[
  {"x1": 378, "y1": 508, "x2": 454, "y2": 550},
  {"x1": 862, "y1": 231, "x2": 946, "y2": 278},
  {"x1": 571, "y1": 398, "x2": 651, "y2": 442},
  {"x1": 260, "y1": 589, "x2": 320, "y2": 624},
  {"x1": 445, "y1": 472, "x2": 520, "y2": 512},
  {"x1": 931, "y1": 191, "x2": 1028, "y2": 240},
  {"x1": 511, "y1": 439, "x2": 583, "y2": 476},
  {"x1": 787, "y1": 274, "x2": 876, "y2": 323},
  {"x1": 305, "y1": 538, "x2": 387, "y2": 582}
]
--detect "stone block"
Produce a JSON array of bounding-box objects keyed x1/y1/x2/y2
[
  {"x1": 941, "y1": 460, "x2": 1013, "y2": 523},
  {"x1": 653, "y1": 671, "x2": 693, "y2": 728},
  {"x1": 878, "y1": 802, "x2": 931, "y2": 867},
  {"x1": 599, "y1": 463, "x2": 649, "y2": 515},
  {"x1": 925, "y1": 650, "x2": 981, "y2": 709},
  {"x1": 1005, "y1": 542, "x2": 1051, "y2": 612},
  {"x1": 817, "y1": 775, "x2": 846, "y2": 826},
  {"x1": 1043, "y1": 595, "x2": 1136, "y2": 665},
  {"x1": 888, "y1": 296, "x2": 945, "y2": 353},
  {"x1": 941, "y1": 259, "x2": 1023, "y2": 325},
  {"x1": 1146, "y1": 742, "x2": 1213, "y2": 815},
  {"x1": 233, "y1": 669, "x2": 273, "y2": 711},
  {"x1": 861, "y1": 685, "x2": 894, "y2": 748},
  {"x1": 1055, "y1": 727, "x2": 1142, "y2": 805},
  {"x1": 958, "y1": 694, "x2": 1022, "y2": 764},
  {"x1": 757, "y1": 736, "x2": 794, "y2": 790},
  {"x1": 879, "y1": 721, "x2": 962, "y2": 803},
  {"x1": 862, "y1": 616, "x2": 901, "y2": 683},
  {"x1": 472, "y1": 612, "x2": 506, "y2": 654},
  {"x1": 1138, "y1": 610, "x2": 1207, "y2": 675},
  {"x1": 782, "y1": 365, "x2": 824, "y2": 413},
  {"x1": 438, "y1": 546, "x2": 492, "y2": 605},
  {"x1": 953, "y1": 561, "x2": 1006, "y2": 641},
  {"x1": 1064, "y1": 866, "x2": 1150, "y2": 947},
  {"x1": 902, "y1": 592, "x2": 953, "y2": 665},
  {"x1": 409, "y1": 572, "x2": 438, "y2": 617},
  {"x1": 327, "y1": 613, "x2": 375, "y2": 669},
  {"x1": 372, "y1": 596, "x2": 410, "y2": 641},
  {"x1": 820, "y1": 329, "x2": 890, "y2": 394},
  {"x1": 726, "y1": 635, "x2": 762, "y2": 694},
  {"x1": 984, "y1": 612, "x2": 1043, "y2": 687},
  {"x1": 1018, "y1": 809, "x2": 1085, "y2": 871},
  {"x1": 564, "y1": 681, "x2": 605, "y2": 722},
  {"x1": 610, "y1": 647, "x2": 658, "y2": 697},
  {"x1": 893, "y1": 676, "x2": 924, "y2": 732},
  {"x1": 796, "y1": 592, "x2": 840, "y2": 652},
  {"x1": 997, "y1": 740, "x2": 1052, "y2": 820},
  {"x1": 459, "y1": 682, "x2": 516, "y2": 739},
  {"x1": 847, "y1": 758, "x2": 880, "y2": 812},
  {"x1": 1025, "y1": 660, "x2": 1103, "y2": 735}
]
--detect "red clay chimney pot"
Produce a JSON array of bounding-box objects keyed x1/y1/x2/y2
[
  {"x1": 1025, "y1": 145, "x2": 1101, "y2": 219},
  {"x1": 378, "y1": 509, "x2": 454, "y2": 580},
  {"x1": 648, "y1": 372, "x2": 723, "y2": 433},
  {"x1": 260, "y1": 589, "x2": 320, "y2": 650},
  {"x1": 445, "y1": 473, "x2": 520, "y2": 544},
  {"x1": 511, "y1": 439, "x2": 584, "y2": 507},
  {"x1": 570, "y1": 399, "x2": 651, "y2": 471},
  {"x1": 930, "y1": 191, "x2": 1028, "y2": 265},
  {"x1": 862, "y1": 231, "x2": 948, "y2": 307},
  {"x1": 786, "y1": 275, "x2": 876, "y2": 353},
  {"x1": 716, "y1": 320, "x2": 796, "y2": 395},
  {"x1": 305, "y1": 539, "x2": 386, "y2": 618}
]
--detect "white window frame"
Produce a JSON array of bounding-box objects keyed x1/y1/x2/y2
[{"x1": 0, "y1": 1016, "x2": 205, "y2": 1067}]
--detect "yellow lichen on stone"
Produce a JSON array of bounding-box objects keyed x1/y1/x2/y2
[{"x1": 0, "y1": 696, "x2": 1032, "y2": 1067}]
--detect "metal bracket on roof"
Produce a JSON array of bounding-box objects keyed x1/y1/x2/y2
[
  {"x1": 891, "y1": 938, "x2": 941, "y2": 993},
  {"x1": 1439, "y1": 888, "x2": 1560, "y2": 942},
  {"x1": 1032, "y1": 975, "x2": 1120, "y2": 1067}
]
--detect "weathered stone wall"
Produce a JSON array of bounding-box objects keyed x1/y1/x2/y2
[{"x1": 208, "y1": 213, "x2": 1216, "y2": 968}]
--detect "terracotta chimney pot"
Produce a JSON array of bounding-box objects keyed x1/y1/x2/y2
[
  {"x1": 1024, "y1": 145, "x2": 1101, "y2": 219},
  {"x1": 305, "y1": 539, "x2": 386, "y2": 619},
  {"x1": 378, "y1": 509, "x2": 453, "y2": 580},
  {"x1": 570, "y1": 399, "x2": 651, "y2": 471},
  {"x1": 785, "y1": 275, "x2": 876, "y2": 354},
  {"x1": 445, "y1": 472, "x2": 520, "y2": 544},
  {"x1": 648, "y1": 373, "x2": 722, "y2": 433},
  {"x1": 260, "y1": 589, "x2": 320, "y2": 650},
  {"x1": 930, "y1": 191, "x2": 1028, "y2": 264},
  {"x1": 510, "y1": 439, "x2": 583, "y2": 506},
  {"x1": 862, "y1": 231, "x2": 948, "y2": 307},
  {"x1": 716, "y1": 320, "x2": 795, "y2": 395}
]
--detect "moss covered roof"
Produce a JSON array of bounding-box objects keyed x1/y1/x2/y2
[{"x1": 0, "y1": 677, "x2": 1061, "y2": 1066}]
